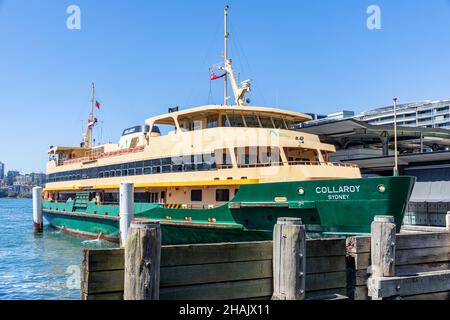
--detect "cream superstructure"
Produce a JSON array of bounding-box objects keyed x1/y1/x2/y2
[{"x1": 45, "y1": 104, "x2": 360, "y2": 206}]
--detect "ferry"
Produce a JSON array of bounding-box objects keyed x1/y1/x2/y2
[{"x1": 42, "y1": 6, "x2": 415, "y2": 244}]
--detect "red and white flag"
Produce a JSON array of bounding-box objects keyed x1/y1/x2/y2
[
  {"x1": 95, "y1": 100, "x2": 101, "y2": 109},
  {"x1": 210, "y1": 70, "x2": 226, "y2": 81}
]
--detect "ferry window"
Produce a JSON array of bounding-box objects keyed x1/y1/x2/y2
[
  {"x1": 144, "y1": 160, "x2": 152, "y2": 167},
  {"x1": 260, "y1": 146, "x2": 281, "y2": 164},
  {"x1": 144, "y1": 167, "x2": 152, "y2": 174},
  {"x1": 273, "y1": 118, "x2": 287, "y2": 129},
  {"x1": 116, "y1": 170, "x2": 122, "y2": 177},
  {"x1": 99, "y1": 172, "x2": 104, "y2": 178},
  {"x1": 216, "y1": 189, "x2": 230, "y2": 202},
  {"x1": 152, "y1": 166, "x2": 161, "y2": 174},
  {"x1": 110, "y1": 171, "x2": 115, "y2": 177},
  {"x1": 172, "y1": 156, "x2": 183, "y2": 172},
  {"x1": 179, "y1": 121, "x2": 189, "y2": 131},
  {"x1": 135, "y1": 168, "x2": 143, "y2": 175},
  {"x1": 122, "y1": 169, "x2": 128, "y2": 176},
  {"x1": 244, "y1": 115, "x2": 260, "y2": 128},
  {"x1": 193, "y1": 154, "x2": 203, "y2": 164},
  {"x1": 135, "y1": 161, "x2": 144, "y2": 169},
  {"x1": 134, "y1": 192, "x2": 147, "y2": 203},
  {"x1": 215, "y1": 149, "x2": 233, "y2": 168},
  {"x1": 104, "y1": 172, "x2": 110, "y2": 178},
  {"x1": 173, "y1": 164, "x2": 182, "y2": 172},
  {"x1": 236, "y1": 147, "x2": 257, "y2": 166},
  {"x1": 193, "y1": 120, "x2": 202, "y2": 130},
  {"x1": 152, "y1": 159, "x2": 162, "y2": 166},
  {"x1": 227, "y1": 114, "x2": 245, "y2": 127},
  {"x1": 191, "y1": 190, "x2": 202, "y2": 202},
  {"x1": 207, "y1": 116, "x2": 218, "y2": 128},
  {"x1": 182, "y1": 154, "x2": 192, "y2": 165},
  {"x1": 203, "y1": 153, "x2": 213, "y2": 164},
  {"x1": 259, "y1": 116, "x2": 274, "y2": 128},
  {"x1": 128, "y1": 169, "x2": 136, "y2": 176},
  {"x1": 221, "y1": 115, "x2": 231, "y2": 127}
]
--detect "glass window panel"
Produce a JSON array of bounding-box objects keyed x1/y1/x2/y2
[
  {"x1": 244, "y1": 115, "x2": 260, "y2": 128},
  {"x1": 143, "y1": 167, "x2": 152, "y2": 174},
  {"x1": 221, "y1": 115, "x2": 230, "y2": 127},
  {"x1": 144, "y1": 160, "x2": 152, "y2": 167},
  {"x1": 273, "y1": 118, "x2": 287, "y2": 129},
  {"x1": 152, "y1": 166, "x2": 161, "y2": 174},
  {"x1": 207, "y1": 116, "x2": 218, "y2": 128},
  {"x1": 216, "y1": 189, "x2": 230, "y2": 202},
  {"x1": 191, "y1": 190, "x2": 202, "y2": 202},
  {"x1": 259, "y1": 116, "x2": 273, "y2": 128},
  {"x1": 228, "y1": 114, "x2": 245, "y2": 127}
]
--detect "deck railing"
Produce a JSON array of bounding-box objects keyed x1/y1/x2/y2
[
  {"x1": 237, "y1": 161, "x2": 358, "y2": 169},
  {"x1": 58, "y1": 146, "x2": 146, "y2": 166}
]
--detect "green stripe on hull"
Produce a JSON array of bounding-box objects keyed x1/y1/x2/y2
[{"x1": 43, "y1": 176, "x2": 415, "y2": 244}]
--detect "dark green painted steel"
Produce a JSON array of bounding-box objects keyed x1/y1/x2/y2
[{"x1": 42, "y1": 176, "x2": 415, "y2": 244}]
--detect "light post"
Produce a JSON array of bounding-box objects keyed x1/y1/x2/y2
[{"x1": 393, "y1": 98, "x2": 399, "y2": 176}]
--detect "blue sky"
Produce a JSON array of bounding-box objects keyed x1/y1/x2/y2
[{"x1": 2, "y1": 0, "x2": 450, "y2": 173}]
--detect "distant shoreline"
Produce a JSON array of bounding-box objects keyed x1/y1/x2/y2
[{"x1": 0, "y1": 195, "x2": 32, "y2": 199}]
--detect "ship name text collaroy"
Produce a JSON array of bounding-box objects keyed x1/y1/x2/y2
[{"x1": 315, "y1": 185, "x2": 361, "y2": 194}]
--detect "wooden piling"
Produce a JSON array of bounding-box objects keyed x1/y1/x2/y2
[
  {"x1": 124, "y1": 221, "x2": 161, "y2": 300},
  {"x1": 272, "y1": 217, "x2": 306, "y2": 300},
  {"x1": 370, "y1": 215, "x2": 396, "y2": 278},
  {"x1": 32, "y1": 187, "x2": 43, "y2": 233},
  {"x1": 119, "y1": 181, "x2": 134, "y2": 247}
]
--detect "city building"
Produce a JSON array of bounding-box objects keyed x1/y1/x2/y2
[
  {"x1": 0, "y1": 161, "x2": 4, "y2": 180},
  {"x1": 301, "y1": 99, "x2": 450, "y2": 130},
  {"x1": 14, "y1": 174, "x2": 33, "y2": 186},
  {"x1": 358, "y1": 98, "x2": 450, "y2": 129},
  {"x1": 6, "y1": 171, "x2": 19, "y2": 186},
  {"x1": 0, "y1": 164, "x2": 46, "y2": 198},
  {"x1": 327, "y1": 110, "x2": 355, "y2": 121}
]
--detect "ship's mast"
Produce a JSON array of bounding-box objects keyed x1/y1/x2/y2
[
  {"x1": 224, "y1": 5, "x2": 229, "y2": 106},
  {"x1": 221, "y1": 5, "x2": 251, "y2": 107},
  {"x1": 83, "y1": 82, "x2": 95, "y2": 148}
]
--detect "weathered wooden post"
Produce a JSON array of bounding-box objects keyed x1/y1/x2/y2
[
  {"x1": 119, "y1": 181, "x2": 134, "y2": 247},
  {"x1": 272, "y1": 217, "x2": 306, "y2": 300},
  {"x1": 446, "y1": 211, "x2": 450, "y2": 231},
  {"x1": 370, "y1": 215, "x2": 396, "y2": 278},
  {"x1": 32, "y1": 186, "x2": 43, "y2": 233},
  {"x1": 124, "y1": 221, "x2": 161, "y2": 300}
]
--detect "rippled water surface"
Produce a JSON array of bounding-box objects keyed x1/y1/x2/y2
[{"x1": 0, "y1": 198, "x2": 117, "y2": 300}]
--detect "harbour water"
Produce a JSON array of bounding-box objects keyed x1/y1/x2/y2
[{"x1": 0, "y1": 198, "x2": 117, "y2": 300}]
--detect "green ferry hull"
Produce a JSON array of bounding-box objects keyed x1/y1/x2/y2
[{"x1": 43, "y1": 176, "x2": 415, "y2": 244}]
